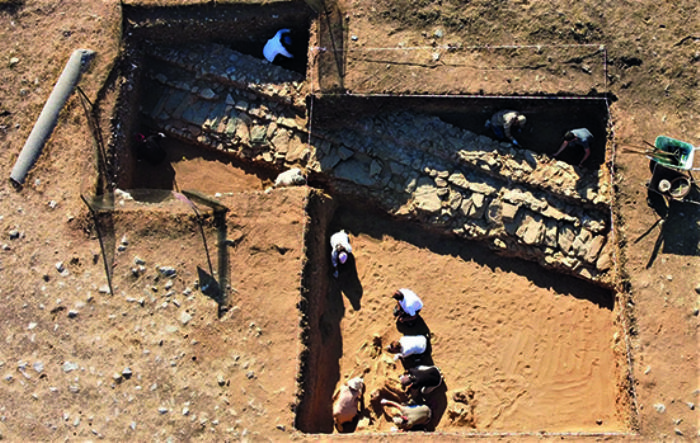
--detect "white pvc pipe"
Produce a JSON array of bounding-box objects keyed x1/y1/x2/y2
[{"x1": 10, "y1": 48, "x2": 95, "y2": 186}]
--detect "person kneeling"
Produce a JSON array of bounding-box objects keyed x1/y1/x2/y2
[
  {"x1": 330, "y1": 229, "x2": 353, "y2": 278},
  {"x1": 392, "y1": 288, "x2": 423, "y2": 324},
  {"x1": 380, "y1": 399, "x2": 432, "y2": 431},
  {"x1": 332, "y1": 377, "x2": 365, "y2": 433},
  {"x1": 400, "y1": 365, "x2": 443, "y2": 397}
]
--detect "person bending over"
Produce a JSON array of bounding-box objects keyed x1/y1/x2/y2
[
  {"x1": 263, "y1": 29, "x2": 294, "y2": 63},
  {"x1": 330, "y1": 229, "x2": 353, "y2": 278},
  {"x1": 392, "y1": 288, "x2": 423, "y2": 324},
  {"x1": 485, "y1": 110, "x2": 527, "y2": 145},
  {"x1": 553, "y1": 128, "x2": 593, "y2": 168},
  {"x1": 400, "y1": 365, "x2": 443, "y2": 396},
  {"x1": 380, "y1": 399, "x2": 432, "y2": 431},
  {"x1": 387, "y1": 335, "x2": 427, "y2": 362}
]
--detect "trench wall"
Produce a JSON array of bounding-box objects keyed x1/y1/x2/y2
[
  {"x1": 122, "y1": 1, "x2": 315, "y2": 48},
  {"x1": 294, "y1": 189, "x2": 339, "y2": 433}
]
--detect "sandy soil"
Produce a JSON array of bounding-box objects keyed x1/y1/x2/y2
[
  {"x1": 0, "y1": 0, "x2": 697, "y2": 441},
  {"x1": 330, "y1": 206, "x2": 622, "y2": 433}
]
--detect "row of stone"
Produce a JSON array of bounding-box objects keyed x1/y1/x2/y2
[
  {"x1": 140, "y1": 45, "x2": 614, "y2": 286},
  {"x1": 310, "y1": 114, "x2": 612, "y2": 280},
  {"x1": 339, "y1": 111, "x2": 612, "y2": 210},
  {"x1": 147, "y1": 41, "x2": 611, "y2": 211},
  {"x1": 147, "y1": 43, "x2": 307, "y2": 110}
]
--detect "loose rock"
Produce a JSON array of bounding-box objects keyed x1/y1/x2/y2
[
  {"x1": 158, "y1": 266, "x2": 177, "y2": 277},
  {"x1": 62, "y1": 362, "x2": 79, "y2": 373}
]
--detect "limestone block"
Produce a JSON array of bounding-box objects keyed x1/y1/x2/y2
[
  {"x1": 468, "y1": 181, "x2": 497, "y2": 197},
  {"x1": 235, "y1": 117, "x2": 250, "y2": 145},
  {"x1": 369, "y1": 160, "x2": 382, "y2": 178},
  {"x1": 184, "y1": 102, "x2": 212, "y2": 127},
  {"x1": 576, "y1": 266, "x2": 596, "y2": 280},
  {"x1": 278, "y1": 116, "x2": 301, "y2": 131},
  {"x1": 248, "y1": 103, "x2": 265, "y2": 118},
  {"x1": 448, "y1": 171, "x2": 470, "y2": 189},
  {"x1": 476, "y1": 135, "x2": 492, "y2": 146},
  {"x1": 285, "y1": 133, "x2": 307, "y2": 163},
  {"x1": 541, "y1": 204, "x2": 575, "y2": 223},
  {"x1": 516, "y1": 212, "x2": 545, "y2": 246},
  {"x1": 389, "y1": 161, "x2": 405, "y2": 175},
  {"x1": 581, "y1": 215, "x2": 607, "y2": 234},
  {"x1": 171, "y1": 94, "x2": 193, "y2": 120},
  {"x1": 250, "y1": 125, "x2": 267, "y2": 145},
  {"x1": 413, "y1": 177, "x2": 442, "y2": 213},
  {"x1": 234, "y1": 100, "x2": 249, "y2": 112},
  {"x1": 502, "y1": 188, "x2": 547, "y2": 211},
  {"x1": 501, "y1": 202, "x2": 520, "y2": 223},
  {"x1": 224, "y1": 116, "x2": 238, "y2": 138},
  {"x1": 199, "y1": 87, "x2": 216, "y2": 100},
  {"x1": 405, "y1": 177, "x2": 418, "y2": 194},
  {"x1": 319, "y1": 150, "x2": 341, "y2": 170},
  {"x1": 543, "y1": 219, "x2": 558, "y2": 248},
  {"x1": 266, "y1": 122, "x2": 278, "y2": 140},
  {"x1": 334, "y1": 159, "x2": 375, "y2": 187},
  {"x1": 584, "y1": 234, "x2": 607, "y2": 264},
  {"x1": 448, "y1": 190, "x2": 463, "y2": 211},
  {"x1": 338, "y1": 146, "x2": 354, "y2": 161},
  {"x1": 485, "y1": 201, "x2": 502, "y2": 225},
  {"x1": 270, "y1": 129, "x2": 289, "y2": 153},
  {"x1": 596, "y1": 240, "x2": 614, "y2": 272},
  {"x1": 316, "y1": 139, "x2": 331, "y2": 155},
  {"x1": 571, "y1": 228, "x2": 593, "y2": 258},
  {"x1": 461, "y1": 220, "x2": 488, "y2": 238},
  {"x1": 215, "y1": 115, "x2": 229, "y2": 134},
  {"x1": 523, "y1": 150, "x2": 538, "y2": 168},
  {"x1": 557, "y1": 224, "x2": 576, "y2": 255}
]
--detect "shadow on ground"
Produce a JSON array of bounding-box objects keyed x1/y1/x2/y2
[{"x1": 333, "y1": 199, "x2": 614, "y2": 310}]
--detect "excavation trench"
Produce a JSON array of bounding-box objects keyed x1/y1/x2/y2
[
  {"x1": 295, "y1": 194, "x2": 623, "y2": 434},
  {"x1": 94, "y1": 3, "x2": 631, "y2": 436}
]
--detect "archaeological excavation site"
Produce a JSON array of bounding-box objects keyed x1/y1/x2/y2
[{"x1": 81, "y1": 0, "x2": 637, "y2": 438}]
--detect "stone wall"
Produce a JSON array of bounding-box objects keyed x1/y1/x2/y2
[{"x1": 136, "y1": 42, "x2": 615, "y2": 287}]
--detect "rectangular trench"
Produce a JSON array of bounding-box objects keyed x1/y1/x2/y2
[{"x1": 296, "y1": 194, "x2": 630, "y2": 435}]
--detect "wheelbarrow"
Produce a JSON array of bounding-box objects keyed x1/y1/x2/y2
[{"x1": 647, "y1": 136, "x2": 699, "y2": 202}]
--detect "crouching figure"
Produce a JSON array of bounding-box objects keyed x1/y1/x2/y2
[
  {"x1": 400, "y1": 365, "x2": 443, "y2": 397},
  {"x1": 332, "y1": 377, "x2": 365, "y2": 432}
]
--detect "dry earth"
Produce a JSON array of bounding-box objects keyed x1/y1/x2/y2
[{"x1": 0, "y1": 0, "x2": 698, "y2": 441}]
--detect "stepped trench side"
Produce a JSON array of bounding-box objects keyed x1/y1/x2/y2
[{"x1": 137, "y1": 43, "x2": 615, "y2": 287}]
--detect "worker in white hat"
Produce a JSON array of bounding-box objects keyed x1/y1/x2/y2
[
  {"x1": 485, "y1": 109, "x2": 527, "y2": 146},
  {"x1": 263, "y1": 29, "x2": 294, "y2": 63},
  {"x1": 330, "y1": 229, "x2": 353, "y2": 278}
]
